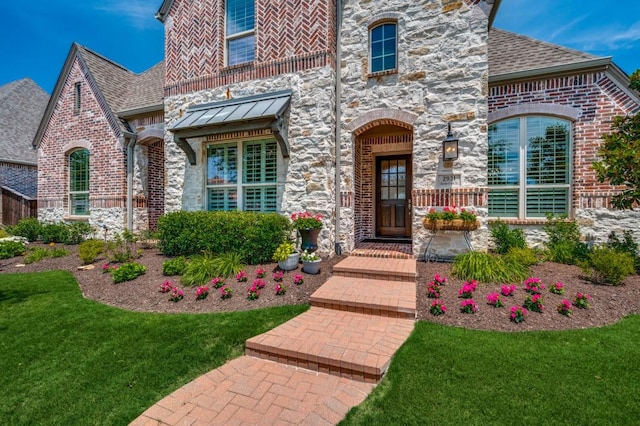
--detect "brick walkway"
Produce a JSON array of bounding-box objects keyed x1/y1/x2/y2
[{"x1": 131, "y1": 256, "x2": 416, "y2": 425}]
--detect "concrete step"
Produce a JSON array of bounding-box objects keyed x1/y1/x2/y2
[
  {"x1": 332, "y1": 256, "x2": 416, "y2": 282},
  {"x1": 245, "y1": 307, "x2": 414, "y2": 383},
  {"x1": 310, "y1": 276, "x2": 415, "y2": 319}
]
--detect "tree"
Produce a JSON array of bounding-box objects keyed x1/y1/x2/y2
[{"x1": 593, "y1": 69, "x2": 640, "y2": 209}]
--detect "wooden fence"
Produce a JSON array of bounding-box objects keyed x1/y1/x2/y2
[{"x1": 1, "y1": 186, "x2": 37, "y2": 226}]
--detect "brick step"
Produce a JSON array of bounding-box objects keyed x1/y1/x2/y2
[
  {"x1": 310, "y1": 276, "x2": 415, "y2": 318},
  {"x1": 332, "y1": 256, "x2": 416, "y2": 282},
  {"x1": 245, "y1": 307, "x2": 414, "y2": 383}
]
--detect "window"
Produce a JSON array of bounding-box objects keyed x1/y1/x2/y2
[
  {"x1": 488, "y1": 117, "x2": 571, "y2": 219},
  {"x1": 226, "y1": 0, "x2": 255, "y2": 66},
  {"x1": 74, "y1": 82, "x2": 81, "y2": 113},
  {"x1": 206, "y1": 139, "x2": 278, "y2": 212},
  {"x1": 369, "y1": 22, "x2": 397, "y2": 73},
  {"x1": 69, "y1": 149, "x2": 90, "y2": 216}
]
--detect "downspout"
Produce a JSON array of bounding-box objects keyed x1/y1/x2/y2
[
  {"x1": 334, "y1": 0, "x2": 343, "y2": 256},
  {"x1": 123, "y1": 131, "x2": 137, "y2": 231}
]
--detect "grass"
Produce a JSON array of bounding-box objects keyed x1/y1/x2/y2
[
  {"x1": 0, "y1": 271, "x2": 306, "y2": 425},
  {"x1": 341, "y1": 318, "x2": 640, "y2": 425}
]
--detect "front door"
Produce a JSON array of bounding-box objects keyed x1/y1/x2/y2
[{"x1": 376, "y1": 155, "x2": 411, "y2": 237}]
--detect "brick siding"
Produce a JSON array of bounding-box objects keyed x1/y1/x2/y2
[
  {"x1": 489, "y1": 71, "x2": 639, "y2": 210},
  {"x1": 164, "y1": 0, "x2": 336, "y2": 96},
  {"x1": 147, "y1": 140, "x2": 165, "y2": 230}
]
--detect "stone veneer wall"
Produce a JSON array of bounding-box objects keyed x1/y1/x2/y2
[
  {"x1": 163, "y1": 66, "x2": 337, "y2": 254},
  {"x1": 340, "y1": 0, "x2": 490, "y2": 256},
  {"x1": 489, "y1": 71, "x2": 640, "y2": 246}
]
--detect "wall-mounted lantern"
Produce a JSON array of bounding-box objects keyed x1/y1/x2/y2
[{"x1": 442, "y1": 122, "x2": 459, "y2": 161}]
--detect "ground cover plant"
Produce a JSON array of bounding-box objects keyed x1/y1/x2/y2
[
  {"x1": 0, "y1": 271, "x2": 306, "y2": 425},
  {"x1": 341, "y1": 317, "x2": 640, "y2": 425}
]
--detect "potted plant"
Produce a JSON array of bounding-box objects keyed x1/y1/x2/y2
[
  {"x1": 423, "y1": 206, "x2": 480, "y2": 231},
  {"x1": 272, "y1": 241, "x2": 299, "y2": 271},
  {"x1": 301, "y1": 249, "x2": 321, "y2": 274},
  {"x1": 291, "y1": 211, "x2": 323, "y2": 252}
]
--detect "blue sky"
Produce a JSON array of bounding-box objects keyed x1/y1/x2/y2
[{"x1": 1, "y1": 1, "x2": 638, "y2": 94}]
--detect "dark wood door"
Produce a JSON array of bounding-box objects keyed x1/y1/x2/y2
[{"x1": 376, "y1": 155, "x2": 411, "y2": 237}]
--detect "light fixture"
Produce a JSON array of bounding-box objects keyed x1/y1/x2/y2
[{"x1": 442, "y1": 122, "x2": 459, "y2": 161}]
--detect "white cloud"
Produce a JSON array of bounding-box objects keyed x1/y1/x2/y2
[{"x1": 94, "y1": 0, "x2": 158, "y2": 29}]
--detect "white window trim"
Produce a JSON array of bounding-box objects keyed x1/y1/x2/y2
[
  {"x1": 488, "y1": 116, "x2": 573, "y2": 220},
  {"x1": 204, "y1": 138, "x2": 280, "y2": 212}
]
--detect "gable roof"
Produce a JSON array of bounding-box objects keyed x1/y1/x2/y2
[
  {"x1": 0, "y1": 78, "x2": 48, "y2": 164},
  {"x1": 489, "y1": 28, "x2": 608, "y2": 79},
  {"x1": 33, "y1": 44, "x2": 164, "y2": 148}
]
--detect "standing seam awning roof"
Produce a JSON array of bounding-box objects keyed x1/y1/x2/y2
[{"x1": 169, "y1": 90, "x2": 292, "y2": 163}]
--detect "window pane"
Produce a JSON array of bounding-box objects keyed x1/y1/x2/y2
[
  {"x1": 70, "y1": 193, "x2": 89, "y2": 216},
  {"x1": 488, "y1": 119, "x2": 520, "y2": 186},
  {"x1": 208, "y1": 188, "x2": 237, "y2": 211},
  {"x1": 526, "y1": 188, "x2": 568, "y2": 217},
  {"x1": 488, "y1": 189, "x2": 519, "y2": 218},
  {"x1": 370, "y1": 23, "x2": 396, "y2": 73},
  {"x1": 226, "y1": 0, "x2": 255, "y2": 35},
  {"x1": 228, "y1": 34, "x2": 255, "y2": 65},
  {"x1": 207, "y1": 144, "x2": 237, "y2": 184},
  {"x1": 526, "y1": 117, "x2": 569, "y2": 185},
  {"x1": 244, "y1": 186, "x2": 277, "y2": 212},
  {"x1": 69, "y1": 149, "x2": 89, "y2": 192},
  {"x1": 243, "y1": 140, "x2": 277, "y2": 183}
]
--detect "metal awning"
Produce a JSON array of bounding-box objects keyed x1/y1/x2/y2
[{"x1": 169, "y1": 90, "x2": 292, "y2": 164}]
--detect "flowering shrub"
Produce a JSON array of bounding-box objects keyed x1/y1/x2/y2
[
  {"x1": 430, "y1": 300, "x2": 447, "y2": 316},
  {"x1": 102, "y1": 263, "x2": 110, "y2": 274},
  {"x1": 460, "y1": 299, "x2": 478, "y2": 314},
  {"x1": 293, "y1": 274, "x2": 304, "y2": 285},
  {"x1": 427, "y1": 283, "x2": 441, "y2": 299},
  {"x1": 486, "y1": 292, "x2": 504, "y2": 307},
  {"x1": 159, "y1": 280, "x2": 173, "y2": 293},
  {"x1": 524, "y1": 277, "x2": 545, "y2": 294},
  {"x1": 557, "y1": 299, "x2": 573, "y2": 316},
  {"x1": 247, "y1": 283, "x2": 260, "y2": 300},
  {"x1": 433, "y1": 274, "x2": 448, "y2": 286},
  {"x1": 524, "y1": 294, "x2": 545, "y2": 312},
  {"x1": 272, "y1": 271, "x2": 284, "y2": 282},
  {"x1": 425, "y1": 206, "x2": 477, "y2": 222},
  {"x1": 220, "y1": 286, "x2": 232, "y2": 299},
  {"x1": 301, "y1": 250, "x2": 320, "y2": 262},
  {"x1": 458, "y1": 280, "x2": 478, "y2": 298},
  {"x1": 253, "y1": 278, "x2": 266, "y2": 289},
  {"x1": 510, "y1": 306, "x2": 528, "y2": 323},
  {"x1": 195, "y1": 286, "x2": 209, "y2": 300},
  {"x1": 275, "y1": 283, "x2": 286, "y2": 296},
  {"x1": 236, "y1": 271, "x2": 248, "y2": 282},
  {"x1": 256, "y1": 268, "x2": 267, "y2": 278},
  {"x1": 573, "y1": 292, "x2": 592, "y2": 309},
  {"x1": 501, "y1": 284, "x2": 516, "y2": 296},
  {"x1": 291, "y1": 211, "x2": 323, "y2": 230},
  {"x1": 549, "y1": 282, "x2": 565, "y2": 295},
  {"x1": 211, "y1": 277, "x2": 225, "y2": 289},
  {"x1": 459, "y1": 208, "x2": 478, "y2": 222},
  {"x1": 169, "y1": 287, "x2": 184, "y2": 302},
  {"x1": 441, "y1": 206, "x2": 458, "y2": 221}
]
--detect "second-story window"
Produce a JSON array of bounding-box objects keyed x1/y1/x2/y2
[
  {"x1": 370, "y1": 22, "x2": 397, "y2": 74},
  {"x1": 226, "y1": 0, "x2": 255, "y2": 66}
]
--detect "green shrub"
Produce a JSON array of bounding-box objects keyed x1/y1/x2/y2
[
  {"x1": 78, "y1": 239, "x2": 105, "y2": 265},
  {"x1": 181, "y1": 252, "x2": 218, "y2": 286},
  {"x1": 111, "y1": 262, "x2": 147, "y2": 283},
  {"x1": 451, "y1": 251, "x2": 530, "y2": 284},
  {"x1": 50, "y1": 247, "x2": 69, "y2": 258},
  {"x1": 0, "y1": 229, "x2": 9, "y2": 238},
  {"x1": 582, "y1": 246, "x2": 635, "y2": 286},
  {"x1": 607, "y1": 230, "x2": 640, "y2": 274},
  {"x1": 157, "y1": 211, "x2": 291, "y2": 264},
  {"x1": 105, "y1": 233, "x2": 141, "y2": 263},
  {"x1": 543, "y1": 214, "x2": 590, "y2": 265},
  {"x1": 7, "y1": 218, "x2": 42, "y2": 242},
  {"x1": 66, "y1": 222, "x2": 94, "y2": 245},
  {"x1": 23, "y1": 246, "x2": 70, "y2": 264},
  {"x1": 503, "y1": 247, "x2": 541, "y2": 266},
  {"x1": 0, "y1": 240, "x2": 26, "y2": 259},
  {"x1": 162, "y1": 257, "x2": 189, "y2": 276},
  {"x1": 489, "y1": 220, "x2": 526, "y2": 254},
  {"x1": 40, "y1": 222, "x2": 69, "y2": 244},
  {"x1": 272, "y1": 241, "x2": 296, "y2": 262},
  {"x1": 211, "y1": 252, "x2": 244, "y2": 277}
]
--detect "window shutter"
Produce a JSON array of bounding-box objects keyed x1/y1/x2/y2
[
  {"x1": 488, "y1": 189, "x2": 519, "y2": 218},
  {"x1": 526, "y1": 188, "x2": 568, "y2": 217}
]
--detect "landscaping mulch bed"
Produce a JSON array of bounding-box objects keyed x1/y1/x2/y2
[{"x1": 2, "y1": 242, "x2": 639, "y2": 332}]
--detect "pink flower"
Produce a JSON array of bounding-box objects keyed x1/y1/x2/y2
[
  {"x1": 460, "y1": 299, "x2": 478, "y2": 314},
  {"x1": 501, "y1": 285, "x2": 516, "y2": 296},
  {"x1": 433, "y1": 274, "x2": 447, "y2": 285},
  {"x1": 458, "y1": 281, "x2": 477, "y2": 298},
  {"x1": 211, "y1": 277, "x2": 224, "y2": 288},
  {"x1": 253, "y1": 278, "x2": 266, "y2": 289},
  {"x1": 293, "y1": 274, "x2": 304, "y2": 285},
  {"x1": 159, "y1": 280, "x2": 173, "y2": 293},
  {"x1": 236, "y1": 271, "x2": 248, "y2": 282},
  {"x1": 272, "y1": 271, "x2": 284, "y2": 282},
  {"x1": 256, "y1": 268, "x2": 267, "y2": 278},
  {"x1": 275, "y1": 283, "x2": 286, "y2": 295},
  {"x1": 195, "y1": 286, "x2": 209, "y2": 300},
  {"x1": 486, "y1": 292, "x2": 504, "y2": 307}
]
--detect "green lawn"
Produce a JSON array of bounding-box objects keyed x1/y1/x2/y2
[
  {"x1": 342, "y1": 318, "x2": 640, "y2": 425},
  {"x1": 0, "y1": 271, "x2": 306, "y2": 425}
]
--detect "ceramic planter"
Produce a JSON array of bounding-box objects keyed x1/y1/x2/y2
[
  {"x1": 278, "y1": 252, "x2": 300, "y2": 271},
  {"x1": 302, "y1": 259, "x2": 321, "y2": 275}
]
